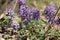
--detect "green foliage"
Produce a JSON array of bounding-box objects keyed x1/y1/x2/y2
[
  {"x1": 5, "y1": 37, "x2": 13, "y2": 40},
  {"x1": 46, "y1": 30, "x2": 60, "y2": 37},
  {"x1": 19, "y1": 20, "x2": 48, "y2": 40},
  {"x1": 0, "y1": 16, "x2": 12, "y2": 27},
  {"x1": 19, "y1": 19, "x2": 60, "y2": 40},
  {"x1": 0, "y1": 16, "x2": 60, "y2": 40}
]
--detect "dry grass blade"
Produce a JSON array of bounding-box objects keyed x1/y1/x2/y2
[{"x1": 0, "y1": 13, "x2": 5, "y2": 19}]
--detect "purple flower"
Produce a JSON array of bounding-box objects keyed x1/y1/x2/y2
[
  {"x1": 44, "y1": 2, "x2": 58, "y2": 22},
  {"x1": 23, "y1": 19, "x2": 29, "y2": 25},
  {"x1": 18, "y1": 0, "x2": 40, "y2": 25},
  {"x1": 19, "y1": 5, "x2": 31, "y2": 24},
  {"x1": 6, "y1": 8, "x2": 14, "y2": 18},
  {"x1": 28, "y1": 10, "x2": 33, "y2": 20},
  {"x1": 19, "y1": 5, "x2": 27, "y2": 16},
  {"x1": 19, "y1": 0, "x2": 26, "y2": 5},
  {"x1": 49, "y1": 2, "x2": 55, "y2": 7},
  {"x1": 11, "y1": 20, "x2": 20, "y2": 30},
  {"x1": 55, "y1": 17, "x2": 60, "y2": 25},
  {"x1": 32, "y1": 8, "x2": 40, "y2": 20},
  {"x1": 19, "y1": 0, "x2": 26, "y2": 8},
  {"x1": 18, "y1": 4, "x2": 32, "y2": 25},
  {"x1": 19, "y1": 5, "x2": 31, "y2": 20}
]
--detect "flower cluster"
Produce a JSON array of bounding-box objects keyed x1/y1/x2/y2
[
  {"x1": 6, "y1": 7, "x2": 14, "y2": 18},
  {"x1": 19, "y1": 0, "x2": 26, "y2": 8},
  {"x1": 11, "y1": 20, "x2": 20, "y2": 30},
  {"x1": 32, "y1": 8, "x2": 40, "y2": 20},
  {"x1": 19, "y1": 5, "x2": 31, "y2": 25},
  {"x1": 18, "y1": 0, "x2": 40, "y2": 25},
  {"x1": 44, "y1": 2, "x2": 58, "y2": 22}
]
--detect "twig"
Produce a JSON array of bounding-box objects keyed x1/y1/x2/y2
[{"x1": 12, "y1": 0, "x2": 18, "y2": 10}]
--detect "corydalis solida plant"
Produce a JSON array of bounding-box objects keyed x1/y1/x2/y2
[
  {"x1": 19, "y1": 0, "x2": 26, "y2": 8},
  {"x1": 11, "y1": 20, "x2": 20, "y2": 30},
  {"x1": 18, "y1": 0, "x2": 40, "y2": 25},
  {"x1": 18, "y1": 0, "x2": 32, "y2": 25},
  {"x1": 6, "y1": 8, "x2": 14, "y2": 18},
  {"x1": 19, "y1": 5, "x2": 31, "y2": 25},
  {"x1": 32, "y1": 8, "x2": 40, "y2": 20},
  {"x1": 44, "y1": 2, "x2": 58, "y2": 23}
]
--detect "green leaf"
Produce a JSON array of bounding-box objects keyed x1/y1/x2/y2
[
  {"x1": 39, "y1": 30, "x2": 45, "y2": 35},
  {"x1": 35, "y1": 29, "x2": 40, "y2": 34}
]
